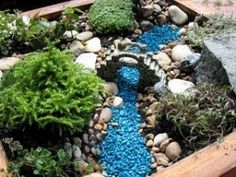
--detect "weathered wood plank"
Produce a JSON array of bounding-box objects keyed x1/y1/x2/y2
[
  {"x1": 152, "y1": 132, "x2": 236, "y2": 177},
  {"x1": 21, "y1": 0, "x2": 95, "y2": 19}
]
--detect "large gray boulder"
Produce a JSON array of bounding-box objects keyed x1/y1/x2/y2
[{"x1": 195, "y1": 33, "x2": 236, "y2": 93}]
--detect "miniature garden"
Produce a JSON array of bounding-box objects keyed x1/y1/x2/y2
[{"x1": 0, "y1": 0, "x2": 236, "y2": 177}]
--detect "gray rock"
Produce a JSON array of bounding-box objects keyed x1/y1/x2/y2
[
  {"x1": 154, "y1": 4, "x2": 162, "y2": 14},
  {"x1": 141, "y1": 4, "x2": 154, "y2": 17},
  {"x1": 195, "y1": 33, "x2": 236, "y2": 94},
  {"x1": 154, "y1": 82, "x2": 168, "y2": 96},
  {"x1": 157, "y1": 14, "x2": 166, "y2": 24},
  {"x1": 153, "y1": 133, "x2": 168, "y2": 146},
  {"x1": 75, "y1": 31, "x2": 93, "y2": 41},
  {"x1": 75, "y1": 53, "x2": 97, "y2": 70},
  {"x1": 72, "y1": 144, "x2": 82, "y2": 160},
  {"x1": 0, "y1": 57, "x2": 21, "y2": 70},
  {"x1": 103, "y1": 82, "x2": 118, "y2": 95},
  {"x1": 99, "y1": 108, "x2": 112, "y2": 123},
  {"x1": 165, "y1": 142, "x2": 182, "y2": 161},
  {"x1": 181, "y1": 53, "x2": 201, "y2": 74},
  {"x1": 140, "y1": 20, "x2": 153, "y2": 31},
  {"x1": 168, "y1": 5, "x2": 188, "y2": 25},
  {"x1": 69, "y1": 40, "x2": 84, "y2": 56}
]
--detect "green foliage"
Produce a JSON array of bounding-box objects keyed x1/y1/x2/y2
[
  {"x1": 0, "y1": 8, "x2": 80, "y2": 56},
  {"x1": 0, "y1": 47, "x2": 104, "y2": 135},
  {"x1": 88, "y1": 0, "x2": 135, "y2": 34},
  {"x1": 3, "y1": 138, "x2": 77, "y2": 177},
  {"x1": 186, "y1": 14, "x2": 236, "y2": 47},
  {"x1": 155, "y1": 84, "x2": 236, "y2": 149}
]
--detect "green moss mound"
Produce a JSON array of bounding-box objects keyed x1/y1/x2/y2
[
  {"x1": 0, "y1": 48, "x2": 104, "y2": 135},
  {"x1": 88, "y1": 0, "x2": 135, "y2": 34}
]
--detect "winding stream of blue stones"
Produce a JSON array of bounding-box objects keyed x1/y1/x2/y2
[{"x1": 98, "y1": 66, "x2": 151, "y2": 177}]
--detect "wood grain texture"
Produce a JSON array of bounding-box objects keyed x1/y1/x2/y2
[
  {"x1": 152, "y1": 132, "x2": 236, "y2": 177},
  {"x1": 0, "y1": 141, "x2": 10, "y2": 177},
  {"x1": 21, "y1": 0, "x2": 95, "y2": 18},
  {"x1": 173, "y1": 0, "x2": 217, "y2": 17}
]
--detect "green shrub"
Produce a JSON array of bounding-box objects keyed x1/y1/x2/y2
[
  {"x1": 0, "y1": 47, "x2": 104, "y2": 135},
  {"x1": 155, "y1": 84, "x2": 236, "y2": 149},
  {"x1": 88, "y1": 0, "x2": 135, "y2": 34},
  {"x1": 186, "y1": 14, "x2": 236, "y2": 47}
]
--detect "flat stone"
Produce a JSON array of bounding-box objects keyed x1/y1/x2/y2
[
  {"x1": 195, "y1": 33, "x2": 236, "y2": 94},
  {"x1": 153, "y1": 133, "x2": 168, "y2": 146},
  {"x1": 168, "y1": 5, "x2": 188, "y2": 25},
  {"x1": 0, "y1": 57, "x2": 21, "y2": 70},
  {"x1": 75, "y1": 53, "x2": 97, "y2": 70},
  {"x1": 84, "y1": 37, "x2": 102, "y2": 53},
  {"x1": 171, "y1": 44, "x2": 192, "y2": 62},
  {"x1": 168, "y1": 79, "x2": 195, "y2": 95},
  {"x1": 75, "y1": 31, "x2": 93, "y2": 41}
]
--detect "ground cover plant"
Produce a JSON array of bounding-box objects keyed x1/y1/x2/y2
[
  {"x1": 0, "y1": 46, "x2": 104, "y2": 135},
  {"x1": 88, "y1": 0, "x2": 135, "y2": 34},
  {"x1": 155, "y1": 84, "x2": 236, "y2": 150}
]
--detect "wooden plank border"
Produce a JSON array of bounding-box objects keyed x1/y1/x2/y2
[
  {"x1": 21, "y1": 0, "x2": 95, "y2": 19},
  {"x1": 151, "y1": 132, "x2": 236, "y2": 177}
]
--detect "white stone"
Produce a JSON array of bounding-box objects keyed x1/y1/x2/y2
[
  {"x1": 63, "y1": 30, "x2": 79, "y2": 39},
  {"x1": 0, "y1": 70, "x2": 2, "y2": 80},
  {"x1": 188, "y1": 22, "x2": 199, "y2": 30},
  {"x1": 113, "y1": 96, "x2": 124, "y2": 108},
  {"x1": 153, "y1": 52, "x2": 172, "y2": 68},
  {"x1": 171, "y1": 44, "x2": 192, "y2": 62},
  {"x1": 0, "y1": 57, "x2": 20, "y2": 70},
  {"x1": 75, "y1": 53, "x2": 97, "y2": 70},
  {"x1": 75, "y1": 31, "x2": 93, "y2": 41},
  {"x1": 84, "y1": 173, "x2": 105, "y2": 177},
  {"x1": 168, "y1": 5, "x2": 188, "y2": 25},
  {"x1": 168, "y1": 79, "x2": 195, "y2": 95},
  {"x1": 103, "y1": 82, "x2": 119, "y2": 95},
  {"x1": 179, "y1": 27, "x2": 187, "y2": 35},
  {"x1": 153, "y1": 133, "x2": 168, "y2": 146},
  {"x1": 84, "y1": 37, "x2": 102, "y2": 53},
  {"x1": 69, "y1": 40, "x2": 85, "y2": 55}
]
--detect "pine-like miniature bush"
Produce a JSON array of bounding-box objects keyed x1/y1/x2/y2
[
  {"x1": 0, "y1": 47, "x2": 104, "y2": 135},
  {"x1": 88, "y1": 0, "x2": 135, "y2": 34}
]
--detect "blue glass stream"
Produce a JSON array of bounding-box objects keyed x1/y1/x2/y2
[{"x1": 98, "y1": 66, "x2": 151, "y2": 177}]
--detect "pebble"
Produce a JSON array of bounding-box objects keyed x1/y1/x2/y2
[
  {"x1": 154, "y1": 153, "x2": 169, "y2": 167},
  {"x1": 146, "y1": 139, "x2": 154, "y2": 147},
  {"x1": 84, "y1": 37, "x2": 102, "y2": 53},
  {"x1": 160, "y1": 138, "x2": 173, "y2": 152},
  {"x1": 146, "y1": 133, "x2": 154, "y2": 140},
  {"x1": 171, "y1": 44, "x2": 192, "y2": 62},
  {"x1": 113, "y1": 96, "x2": 124, "y2": 108},
  {"x1": 151, "y1": 147, "x2": 160, "y2": 153},
  {"x1": 140, "y1": 20, "x2": 154, "y2": 31},
  {"x1": 167, "y1": 79, "x2": 195, "y2": 95},
  {"x1": 75, "y1": 31, "x2": 93, "y2": 41},
  {"x1": 154, "y1": 82, "x2": 168, "y2": 96},
  {"x1": 63, "y1": 30, "x2": 79, "y2": 39},
  {"x1": 84, "y1": 173, "x2": 105, "y2": 177},
  {"x1": 168, "y1": 5, "x2": 188, "y2": 25},
  {"x1": 157, "y1": 14, "x2": 167, "y2": 24},
  {"x1": 94, "y1": 123, "x2": 103, "y2": 131},
  {"x1": 103, "y1": 82, "x2": 119, "y2": 95},
  {"x1": 146, "y1": 115, "x2": 156, "y2": 127},
  {"x1": 188, "y1": 22, "x2": 199, "y2": 30},
  {"x1": 151, "y1": 162, "x2": 158, "y2": 168},
  {"x1": 69, "y1": 40, "x2": 84, "y2": 56},
  {"x1": 153, "y1": 52, "x2": 172, "y2": 68},
  {"x1": 0, "y1": 57, "x2": 21, "y2": 70},
  {"x1": 179, "y1": 28, "x2": 187, "y2": 35},
  {"x1": 72, "y1": 145, "x2": 82, "y2": 160},
  {"x1": 98, "y1": 108, "x2": 112, "y2": 123},
  {"x1": 153, "y1": 133, "x2": 168, "y2": 146},
  {"x1": 141, "y1": 4, "x2": 154, "y2": 17},
  {"x1": 165, "y1": 142, "x2": 182, "y2": 161},
  {"x1": 83, "y1": 134, "x2": 89, "y2": 144},
  {"x1": 75, "y1": 53, "x2": 97, "y2": 70},
  {"x1": 154, "y1": 4, "x2": 162, "y2": 14}
]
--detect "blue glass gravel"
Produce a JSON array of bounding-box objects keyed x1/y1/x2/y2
[
  {"x1": 98, "y1": 66, "x2": 151, "y2": 177},
  {"x1": 137, "y1": 24, "x2": 179, "y2": 52}
]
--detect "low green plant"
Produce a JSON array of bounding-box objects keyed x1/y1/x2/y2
[
  {"x1": 155, "y1": 84, "x2": 236, "y2": 149},
  {"x1": 0, "y1": 47, "x2": 104, "y2": 135},
  {"x1": 3, "y1": 138, "x2": 77, "y2": 177},
  {"x1": 88, "y1": 0, "x2": 135, "y2": 34},
  {"x1": 186, "y1": 14, "x2": 236, "y2": 47}
]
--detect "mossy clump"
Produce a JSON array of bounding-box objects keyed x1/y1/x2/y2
[
  {"x1": 88, "y1": 0, "x2": 135, "y2": 34},
  {"x1": 155, "y1": 84, "x2": 236, "y2": 149},
  {"x1": 186, "y1": 14, "x2": 236, "y2": 47},
  {"x1": 0, "y1": 47, "x2": 104, "y2": 135}
]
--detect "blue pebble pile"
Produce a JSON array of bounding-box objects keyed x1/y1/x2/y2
[
  {"x1": 137, "y1": 24, "x2": 179, "y2": 52},
  {"x1": 98, "y1": 66, "x2": 151, "y2": 177}
]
